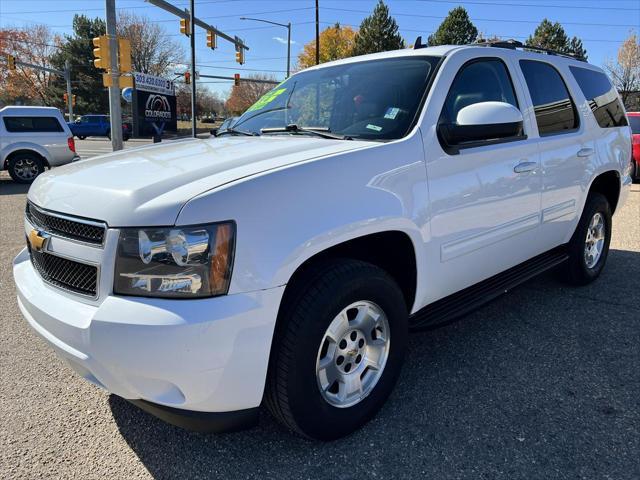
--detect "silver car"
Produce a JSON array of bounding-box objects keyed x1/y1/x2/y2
[{"x1": 0, "y1": 106, "x2": 80, "y2": 183}]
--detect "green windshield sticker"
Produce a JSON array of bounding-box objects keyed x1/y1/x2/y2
[{"x1": 246, "y1": 88, "x2": 287, "y2": 112}]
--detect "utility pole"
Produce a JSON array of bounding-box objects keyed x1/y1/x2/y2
[
  {"x1": 286, "y1": 22, "x2": 291, "y2": 77},
  {"x1": 315, "y1": 0, "x2": 320, "y2": 65},
  {"x1": 105, "y1": 0, "x2": 123, "y2": 151},
  {"x1": 190, "y1": 0, "x2": 197, "y2": 138},
  {"x1": 64, "y1": 60, "x2": 73, "y2": 120}
]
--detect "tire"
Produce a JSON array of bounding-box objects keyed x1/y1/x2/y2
[
  {"x1": 77, "y1": 135, "x2": 86, "y2": 140},
  {"x1": 265, "y1": 259, "x2": 408, "y2": 440},
  {"x1": 633, "y1": 162, "x2": 640, "y2": 184},
  {"x1": 560, "y1": 192, "x2": 612, "y2": 285},
  {"x1": 106, "y1": 130, "x2": 111, "y2": 140},
  {"x1": 7, "y1": 153, "x2": 45, "y2": 184}
]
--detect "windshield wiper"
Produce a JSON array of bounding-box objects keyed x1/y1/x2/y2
[
  {"x1": 216, "y1": 127, "x2": 259, "y2": 137},
  {"x1": 261, "y1": 124, "x2": 351, "y2": 140}
]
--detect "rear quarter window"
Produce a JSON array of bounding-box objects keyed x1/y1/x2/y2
[
  {"x1": 569, "y1": 67, "x2": 627, "y2": 129},
  {"x1": 3, "y1": 116, "x2": 64, "y2": 133}
]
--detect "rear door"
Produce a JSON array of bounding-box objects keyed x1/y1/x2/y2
[
  {"x1": 420, "y1": 51, "x2": 543, "y2": 303},
  {"x1": 516, "y1": 59, "x2": 595, "y2": 247}
]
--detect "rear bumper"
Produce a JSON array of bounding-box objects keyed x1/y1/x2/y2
[{"x1": 13, "y1": 247, "x2": 285, "y2": 420}]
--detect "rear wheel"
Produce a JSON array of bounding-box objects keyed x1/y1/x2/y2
[
  {"x1": 77, "y1": 135, "x2": 86, "y2": 140},
  {"x1": 265, "y1": 259, "x2": 408, "y2": 440},
  {"x1": 560, "y1": 192, "x2": 612, "y2": 285},
  {"x1": 7, "y1": 153, "x2": 45, "y2": 184}
]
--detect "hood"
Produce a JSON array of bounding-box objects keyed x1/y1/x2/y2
[{"x1": 28, "y1": 136, "x2": 370, "y2": 226}]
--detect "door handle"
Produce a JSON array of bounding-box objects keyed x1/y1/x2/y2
[
  {"x1": 577, "y1": 147, "x2": 594, "y2": 158},
  {"x1": 513, "y1": 161, "x2": 537, "y2": 173}
]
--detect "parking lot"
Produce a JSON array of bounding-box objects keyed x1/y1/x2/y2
[{"x1": 0, "y1": 156, "x2": 638, "y2": 479}]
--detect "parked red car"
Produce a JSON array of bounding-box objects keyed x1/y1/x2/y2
[{"x1": 628, "y1": 112, "x2": 640, "y2": 182}]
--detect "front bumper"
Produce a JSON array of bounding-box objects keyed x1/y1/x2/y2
[{"x1": 13, "y1": 247, "x2": 285, "y2": 420}]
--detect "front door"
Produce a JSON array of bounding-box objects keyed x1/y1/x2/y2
[{"x1": 420, "y1": 53, "x2": 543, "y2": 304}]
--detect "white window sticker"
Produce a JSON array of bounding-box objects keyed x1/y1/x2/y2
[
  {"x1": 366, "y1": 124, "x2": 383, "y2": 132},
  {"x1": 384, "y1": 107, "x2": 400, "y2": 119}
]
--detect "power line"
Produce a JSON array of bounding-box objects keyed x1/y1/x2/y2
[{"x1": 417, "y1": 0, "x2": 640, "y2": 11}]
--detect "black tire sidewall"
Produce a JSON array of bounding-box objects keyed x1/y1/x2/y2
[
  {"x1": 8, "y1": 154, "x2": 44, "y2": 184},
  {"x1": 567, "y1": 193, "x2": 612, "y2": 283},
  {"x1": 283, "y1": 266, "x2": 408, "y2": 440}
]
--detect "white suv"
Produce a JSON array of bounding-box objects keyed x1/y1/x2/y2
[
  {"x1": 13, "y1": 42, "x2": 632, "y2": 440},
  {"x1": 1, "y1": 106, "x2": 79, "y2": 183}
]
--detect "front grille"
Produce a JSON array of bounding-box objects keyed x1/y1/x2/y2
[
  {"x1": 30, "y1": 249, "x2": 98, "y2": 297},
  {"x1": 26, "y1": 203, "x2": 106, "y2": 245}
]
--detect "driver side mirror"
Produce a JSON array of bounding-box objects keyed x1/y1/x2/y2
[
  {"x1": 438, "y1": 101, "x2": 524, "y2": 153},
  {"x1": 210, "y1": 128, "x2": 218, "y2": 137}
]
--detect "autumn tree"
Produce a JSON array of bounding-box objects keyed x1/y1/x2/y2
[
  {"x1": 526, "y1": 19, "x2": 587, "y2": 59},
  {"x1": 0, "y1": 25, "x2": 61, "y2": 107},
  {"x1": 428, "y1": 7, "x2": 478, "y2": 46},
  {"x1": 176, "y1": 84, "x2": 225, "y2": 118},
  {"x1": 225, "y1": 74, "x2": 277, "y2": 115},
  {"x1": 116, "y1": 11, "x2": 184, "y2": 76},
  {"x1": 297, "y1": 23, "x2": 356, "y2": 69},
  {"x1": 604, "y1": 33, "x2": 640, "y2": 108},
  {"x1": 50, "y1": 15, "x2": 108, "y2": 115},
  {"x1": 351, "y1": 1, "x2": 404, "y2": 56}
]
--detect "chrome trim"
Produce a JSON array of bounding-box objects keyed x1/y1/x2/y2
[{"x1": 26, "y1": 201, "x2": 107, "y2": 248}]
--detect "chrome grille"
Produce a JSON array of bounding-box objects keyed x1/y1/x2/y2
[
  {"x1": 29, "y1": 249, "x2": 98, "y2": 297},
  {"x1": 26, "y1": 202, "x2": 106, "y2": 245}
]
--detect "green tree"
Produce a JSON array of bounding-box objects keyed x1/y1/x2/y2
[
  {"x1": 526, "y1": 19, "x2": 588, "y2": 60},
  {"x1": 428, "y1": 7, "x2": 478, "y2": 46},
  {"x1": 50, "y1": 15, "x2": 108, "y2": 115},
  {"x1": 351, "y1": 0, "x2": 405, "y2": 56}
]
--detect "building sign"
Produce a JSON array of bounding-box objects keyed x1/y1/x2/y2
[
  {"x1": 131, "y1": 72, "x2": 177, "y2": 136},
  {"x1": 134, "y1": 72, "x2": 175, "y2": 96}
]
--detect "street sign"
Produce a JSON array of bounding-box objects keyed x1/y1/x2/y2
[{"x1": 122, "y1": 87, "x2": 133, "y2": 103}]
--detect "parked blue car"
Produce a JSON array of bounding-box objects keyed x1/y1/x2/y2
[{"x1": 68, "y1": 115, "x2": 130, "y2": 141}]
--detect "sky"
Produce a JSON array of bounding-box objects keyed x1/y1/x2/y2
[{"x1": 1, "y1": 0, "x2": 639, "y2": 98}]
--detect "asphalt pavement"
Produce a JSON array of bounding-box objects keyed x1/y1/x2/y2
[{"x1": 0, "y1": 160, "x2": 638, "y2": 479}]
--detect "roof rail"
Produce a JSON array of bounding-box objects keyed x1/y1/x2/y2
[{"x1": 474, "y1": 38, "x2": 586, "y2": 62}]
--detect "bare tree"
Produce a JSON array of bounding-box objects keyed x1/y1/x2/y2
[
  {"x1": 604, "y1": 33, "x2": 640, "y2": 108},
  {"x1": 117, "y1": 11, "x2": 184, "y2": 76},
  {"x1": 225, "y1": 74, "x2": 277, "y2": 115}
]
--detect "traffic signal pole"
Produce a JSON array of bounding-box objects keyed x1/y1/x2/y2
[
  {"x1": 105, "y1": 0, "x2": 124, "y2": 151},
  {"x1": 64, "y1": 60, "x2": 73, "y2": 120},
  {"x1": 190, "y1": 0, "x2": 197, "y2": 138}
]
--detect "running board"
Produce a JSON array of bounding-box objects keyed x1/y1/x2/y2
[{"x1": 409, "y1": 246, "x2": 569, "y2": 330}]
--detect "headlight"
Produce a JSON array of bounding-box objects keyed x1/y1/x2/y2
[{"x1": 114, "y1": 222, "x2": 235, "y2": 298}]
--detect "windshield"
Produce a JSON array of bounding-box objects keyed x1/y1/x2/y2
[
  {"x1": 233, "y1": 56, "x2": 440, "y2": 141},
  {"x1": 629, "y1": 115, "x2": 640, "y2": 134}
]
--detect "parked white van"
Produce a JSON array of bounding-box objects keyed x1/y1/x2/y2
[
  {"x1": 13, "y1": 41, "x2": 632, "y2": 440},
  {"x1": 1, "y1": 106, "x2": 79, "y2": 183}
]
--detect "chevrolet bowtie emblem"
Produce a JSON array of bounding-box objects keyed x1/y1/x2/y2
[{"x1": 28, "y1": 229, "x2": 50, "y2": 252}]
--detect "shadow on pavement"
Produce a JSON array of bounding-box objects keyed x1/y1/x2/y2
[
  {"x1": 0, "y1": 177, "x2": 29, "y2": 195},
  {"x1": 109, "y1": 249, "x2": 639, "y2": 479}
]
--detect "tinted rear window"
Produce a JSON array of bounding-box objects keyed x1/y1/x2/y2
[
  {"x1": 4, "y1": 116, "x2": 64, "y2": 133},
  {"x1": 519, "y1": 60, "x2": 578, "y2": 136},
  {"x1": 569, "y1": 67, "x2": 627, "y2": 129},
  {"x1": 627, "y1": 115, "x2": 640, "y2": 134}
]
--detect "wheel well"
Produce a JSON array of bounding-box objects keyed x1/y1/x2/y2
[
  {"x1": 589, "y1": 171, "x2": 620, "y2": 214},
  {"x1": 283, "y1": 231, "x2": 417, "y2": 311},
  {"x1": 4, "y1": 149, "x2": 49, "y2": 169}
]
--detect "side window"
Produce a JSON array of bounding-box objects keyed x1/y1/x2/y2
[
  {"x1": 438, "y1": 58, "x2": 522, "y2": 151},
  {"x1": 441, "y1": 58, "x2": 518, "y2": 123},
  {"x1": 519, "y1": 60, "x2": 578, "y2": 136},
  {"x1": 3, "y1": 116, "x2": 64, "y2": 133},
  {"x1": 569, "y1": 66, "x2": 628, "y2": 129}
]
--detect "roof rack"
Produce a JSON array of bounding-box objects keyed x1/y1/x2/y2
[{"x1": 473, "y1": 38, "x2": 586, "y2": 62}]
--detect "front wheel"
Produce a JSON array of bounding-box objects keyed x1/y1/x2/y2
[
  {"x1": 265, "y1": 260, "x2": 408, "y2": 440},
  {"x1": 560, "y1": 192, "x2": 612, "y2": 285}
]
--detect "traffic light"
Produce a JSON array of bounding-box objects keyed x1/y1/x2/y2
[
  {"x1": 63, "y1": 93, "x2": 68, "y2": 103},
  {"x1": 235, "y1": 49, "x2": 244, "y2": 65},
  {"x1": 92, "y1": 35, "x2": 111, "y2": 70},
  {"x1": 206, "y1": 30, "x2": 217, "y2": 49},
  {"x1": 72, "y1": 95, "x2": 77, "y2": 106},
  {"x1": 180, "y1": 18, "x2": 190, "y2": 36},
  {"x1": 185, "y1": 72, "x2": 191, "y2": 85},
  {"x1": 118, "y1": 38, "x2": 132, "y2": 73},
  {"x1": 234, "y1": 73, "x2": 240, "y2": 86},
  {"x1": 7, "y1": 54, "x2": 16, "y2": 70}
]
